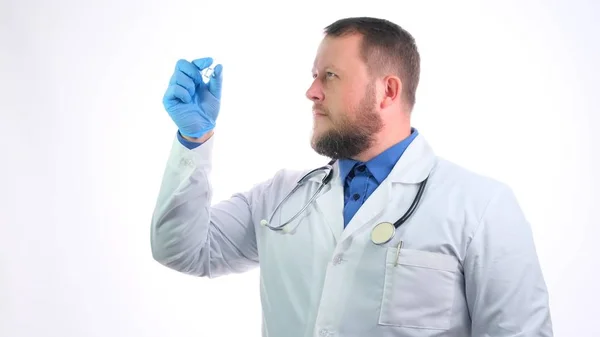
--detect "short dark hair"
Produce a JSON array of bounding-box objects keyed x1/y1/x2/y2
[{"x1": 324, "y1": 17, "x2": 420, "y2": 110}]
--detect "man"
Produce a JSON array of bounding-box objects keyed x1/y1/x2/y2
[{"x1": 151, "y1": 17, "x2": 553, "y2": 337}]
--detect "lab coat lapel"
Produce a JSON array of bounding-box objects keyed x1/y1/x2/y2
[{"x1": 339, "y1": 134, "x2": 436, "y2": 243}]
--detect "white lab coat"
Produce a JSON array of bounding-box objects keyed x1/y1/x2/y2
[{"x1": 150, "y1": 133, "x2": 553, "y2": 337}]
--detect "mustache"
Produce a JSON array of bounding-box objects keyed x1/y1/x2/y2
[{"x1": 313, "y1": 105, "x2": 328, "y2": 115}]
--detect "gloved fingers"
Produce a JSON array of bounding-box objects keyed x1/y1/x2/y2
[
  {"x1": 163, "y1": 84, "x2": 192, "y2": 107},
  {"x1": 169, "y1": 71, "x2": 195, "y2": 98},
  {"x1": 208, "y1": 63, "x2": 223, "y2": 98},
  {"x1": 175, "y1": 59, "x2": 204, "y2": 88},
  {"x1": 191, "y1": 57, "x2": 214, "y2": 72}
]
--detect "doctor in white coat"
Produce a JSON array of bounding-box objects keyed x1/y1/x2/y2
[{"x1": 151, "y1": 16, "x2": 553, "y2": 337}]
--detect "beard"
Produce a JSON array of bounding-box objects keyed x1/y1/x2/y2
[{"x1": 310, "y1": 83, "x2": 383, "y2": 160}]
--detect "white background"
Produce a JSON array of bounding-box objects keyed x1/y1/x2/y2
[{"x1": 1, "y1": 0, "x2": 598, "y2": 336}]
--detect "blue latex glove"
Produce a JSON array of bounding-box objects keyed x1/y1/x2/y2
[{"x1": 162, "y1": 57, "x2": 223, "y2": 138}]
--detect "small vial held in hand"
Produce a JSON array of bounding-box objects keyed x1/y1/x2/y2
[{"x1": 200, "y1": 61, "x2": 218, "y2": 83}]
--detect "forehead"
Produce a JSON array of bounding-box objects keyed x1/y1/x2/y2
[{"x1": 312, "y1": 34, "x2": 365, "y2": 72}]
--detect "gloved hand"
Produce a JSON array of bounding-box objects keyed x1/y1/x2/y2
[{"x1": 162, "y1": 57, "x2": 223, "y2": 138}]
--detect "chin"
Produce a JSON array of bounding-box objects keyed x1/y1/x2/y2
[
  {"x1": 311, "y1": 124, "x2": 328, "y2": 139},
  {"x1": 310, "y1": 127, "x2": 324, "y2": 143}
]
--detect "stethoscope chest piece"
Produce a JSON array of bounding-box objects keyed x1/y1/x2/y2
[{"x1": 370, "y1": 222, "x2": 396, "y2": 245}]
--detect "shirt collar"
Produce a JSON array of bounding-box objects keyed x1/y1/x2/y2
[{"x1": 338, "y1": 127, "x2": 419, "y2": 183}]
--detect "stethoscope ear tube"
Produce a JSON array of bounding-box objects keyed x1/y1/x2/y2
[
  {"x1": 371, "y1": 176, "x2": 429, "y2": 245},
  {"x1": 393, "y1": 177, "x2": 428, "y2": 228},
  {"x1": 261, "y1": 160, "x2": 336, "y2": 231},
  {"x1": 262, "y1": 159, "x2": 429, "y2": 245}
]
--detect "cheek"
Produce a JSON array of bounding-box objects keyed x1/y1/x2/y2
[
  {"x1": 328, "y1": 93, "x2": 352, "y2": 114},
  {"x1": 342, "y1": 85, "x2": 365, "y2": 110},
  {"x1": 325, "y1": 83, "x2": 362, "y2": 117}
]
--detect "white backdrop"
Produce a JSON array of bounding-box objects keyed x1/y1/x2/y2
[{"x1": 1, "y1": 0, "x2": 598, "y2": 336}]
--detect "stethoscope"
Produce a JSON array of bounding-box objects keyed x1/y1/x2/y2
[{"x1": 260, "y1": 159, "x2": 429, "y2": 245}]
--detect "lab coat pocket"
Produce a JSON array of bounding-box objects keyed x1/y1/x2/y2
[{"x1": 378, "y1": 247, "x2": 459, "y2": 330}]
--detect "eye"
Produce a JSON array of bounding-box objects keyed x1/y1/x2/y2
[{"x1": 312, "y1": 72, "x2": 336, "y2": 80}]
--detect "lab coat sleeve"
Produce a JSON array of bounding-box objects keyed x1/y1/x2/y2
[
  {"x1": 150, "y1": 134, "x2": 268, "y2": 278},
  {"x1": 464, "y1": 185, "x2": 553, "y2": 337}
]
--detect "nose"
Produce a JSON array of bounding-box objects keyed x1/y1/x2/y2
[{"x1": 305, "y1": 80, "x2": 324, "y2": 102}]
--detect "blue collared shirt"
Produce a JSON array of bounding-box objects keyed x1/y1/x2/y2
[
  {"x1": 338, "y1": 128, "x2": 418, "y2": 227},
  {"x1": 177, "y1": 131, "x2": 203, "y2": 149}
]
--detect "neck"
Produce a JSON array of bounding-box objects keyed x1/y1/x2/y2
[{"x1": 352, "y1": 123, "x2": 411, "y2": 162}]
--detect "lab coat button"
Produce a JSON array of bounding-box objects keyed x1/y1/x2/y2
[
  {"x1": 319, "y1": 329, "x2": 333, "y2": 337},
  {"x1": 332, "y1": 254, "x2": 343, "y2": 265},
  {"x1": 180, "y1": 158, "x2": 193, "y2": 167}
]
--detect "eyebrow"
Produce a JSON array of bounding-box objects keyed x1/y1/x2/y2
[{"x1": 312, "y1": 65, "x2": 342, "y2": 73}]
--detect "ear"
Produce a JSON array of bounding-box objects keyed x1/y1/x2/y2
[{"x1": 380, "y1": 76, "x2": 402, "y2": 109}]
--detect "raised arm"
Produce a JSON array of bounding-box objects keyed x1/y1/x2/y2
[
  {"x1": 150, "y1": 133, "x2": 265, "y2": 278},
  {"x1": 151, "y1": 57, "x2": 266, "y2": 278}
]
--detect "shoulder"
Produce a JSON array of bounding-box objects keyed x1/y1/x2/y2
[
  {"x1": 432, "y1": 157, "x2": 508, "y2": 191},
  {"x1": 245, "y1": 166, "x2": 312, "y2": 201},
  {"x1": 428, "y1": 156, "x2": 519, "y2": 218}
]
